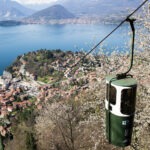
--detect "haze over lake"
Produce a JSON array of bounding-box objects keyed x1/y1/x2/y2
[{"x1": 0, "y1": 24, "x2": 129, "y2": 75}]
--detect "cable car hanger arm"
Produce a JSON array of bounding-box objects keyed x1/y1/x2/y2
[{"x1": 117, "y1": 18, "x2": 135, "y2": 79}]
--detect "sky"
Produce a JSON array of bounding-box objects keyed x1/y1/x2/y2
[
  {"x1": 12, "y1": 0, "x2": 143, "y2": 11},
  {"x1": 14, "y1": 0, "x2": 63, "y2": 5},
  {"x1": 13, "y1": 0, "x2": 66, "y2": 10}
]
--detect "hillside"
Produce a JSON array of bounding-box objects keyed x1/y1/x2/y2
[
  {"x1": 26, "y1": 4, "x2": 75, "y2": 22},
  {"x1": 0, "y1": 0, "x2": 34, "y2": 20},
  {"x1": 25, "y1": 50, "x2": 149, "y2": 150},
  {"x1": 6, "y1": 49, "x2": 100, "y2": 83},
  {"x1": 0, "y1": 49, "x2": 149, "y2": 150}
]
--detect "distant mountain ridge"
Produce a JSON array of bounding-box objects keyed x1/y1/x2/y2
[
  {"x1": 0, "y1": 0, "x2": 143, "y2": 24},
  {"x1": 27, "y1": 4, "x2": 75, "y2": 21},
  {"x1": 62, "y1": 0, "x2": 142, "y2": 17},
  {"x1": 23, "y1": 0, "x2": 143, "y2": 24},
  {"x1": 0, "y1": 0, "x2": 34, "y2": 20}
]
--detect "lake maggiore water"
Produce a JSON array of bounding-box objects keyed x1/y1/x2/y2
[{"x1": 0, "y1": 23, "x2": 130, "y2": 75}]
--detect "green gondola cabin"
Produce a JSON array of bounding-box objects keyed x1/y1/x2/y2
[
  {"x1": 105, "y1": 75, "x2": 137, "y2": 147},
  {"x1": 104, "y1": 17, "x2": 138, "y2": 147}
]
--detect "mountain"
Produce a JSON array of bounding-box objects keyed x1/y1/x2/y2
[
  {"x1": 24, "y1": 0, "x2": 142, "y2": 23},
  {"x1": 0, "y1": 0, "x2": 34, "y2": 20},
  {"x1": 62, "y1": 0, "x2": 142, "y2": 17},
  {"x1": 27, "y1": 4, "x2": 75, "y2": 21}
]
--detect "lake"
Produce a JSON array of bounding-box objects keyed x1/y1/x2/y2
[{"x1": 0, "y1": 23, "x2": 130, "y2": 75}]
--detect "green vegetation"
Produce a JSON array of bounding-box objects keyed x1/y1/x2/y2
[
  {"x1": 6, "y1": 61, "x2": 21, "y2": 74},
  {"x1": 37, "y1": 76, "x2": 50, "y2": 83},
  {"x1": 26, "y1": 132, "x2": 36, "y2": 150},
  {"x1": 5, "y1": 107, "x2": 37, "y2": 150},
  {"x1": 23, "y1": 49, "x2": 67, "y2": 78},
  {"x1": 0, "y1": 135, "x2": 4, "y2": 150},
  {"x1": 17, "y1": 107, "x2": 35, "y2": 125},
  {"x1": 37, "y1": 70, "x2": 64, "y2": 83},
  {"x1": 29, "y1": 97, "x2": 37, "y2": 104},
  {"x1": 6, "y1": 49, "x2": 74, "y2": 79}
]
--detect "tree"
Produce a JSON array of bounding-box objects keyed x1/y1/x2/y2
[
  {"x1": 34, "y1": 90, "x2": 106, "y2": 150},
  {"x1": 35, "y1": 101, "x2": 82, "y2": 150},
  {"x1": 136, "y1": 2, "x2": 150, "y2": 53},
  {"x1": 26, "y1": 132, "x2": 36, "y2": 150},
  {"x1": 0, "y1": 135, "x2": 4, "y2": 150}
]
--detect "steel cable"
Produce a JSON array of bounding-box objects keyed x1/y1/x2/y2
[{"x1": 70, "y1": 0, "x2": 149, "y2": 71}]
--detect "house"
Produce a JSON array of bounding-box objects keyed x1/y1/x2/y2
[
  {"x1": 19, "y1": 66, "x2": 26, "y2": 75},
  {"x1": 64, "y1": 69, "x2": 72, "y2": 78},
  {"x1": 2, "y1": 80, "x2": 10, "y2": 90},
  {"x1": 0, "y1": 110, "x2": 8, "y2": 118},
  {"x1": 1, "y1": 106, "x2": 7, "y2": 111},
  {"x1": 20, "y1": 94, "x2": 28, "y2": 101},
  {"x1": 1, "y1": 129, "x2": 7, "y2": 136},
  {"x1": 12, "y1": 77, "x2": 21, "y2": 83},
  {"x1": 0, "y1": 77, "x2": 4, "y2": 85},
  {"x1": 7, "y1": 106, "x2": 13, "y2": 112},
  {"x1": 37, "y1": 104, "x2": 42, "y2": 110},
  {"x1": 26, "y1": 71, "x2": 30, "y2": 77},
  {"x1": 20, "y1": 57, "x2": 27, "y2": 65},
  {"x1": 1, "y1": 99, "x2": 10, "y2": 105},
  {"x1": 5, "y1": 92, "x2": 12, "y2": 99},
  {"x1": 2, "y1": 71, "x2": 12, "y2": 80},
  {"x1": 0, "y1": 126, "x2": 7, "y2": 137},
  {"x1": 88, "y1": 72, "x2": 97, "y2": 81},
  {"x1": 9, "y1": 97, "x2": 15, "y2": 102}
]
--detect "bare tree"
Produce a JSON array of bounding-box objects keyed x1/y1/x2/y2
[
  {"x1": 35, "y1": 100, "x2": 86, "y2": 150},
  {"x1": 136, "y1": 2, "x2": 150, "y2": 53},
  {"x1": 35, "y1": 86, "x2": 108, "y2": 150}
]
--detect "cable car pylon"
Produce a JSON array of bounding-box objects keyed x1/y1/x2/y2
[{"x1": 105, "y1": 18, "x2": 137, "y2": 147}]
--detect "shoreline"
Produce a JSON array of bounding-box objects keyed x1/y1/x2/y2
[{"x1": 0, "y1": 17, "x2": 122, "y2": 27}]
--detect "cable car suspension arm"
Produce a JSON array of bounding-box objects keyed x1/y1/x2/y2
[{"x1": 117, "y1": 18, "x2": 135, "y2": 79}]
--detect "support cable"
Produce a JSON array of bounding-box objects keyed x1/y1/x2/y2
[
  {"x1": 41, "y1": 0, "x2": 148, "y2": 87},
  {"x1": 69, "y1": 0, "x2": 148, "y2": 72}
]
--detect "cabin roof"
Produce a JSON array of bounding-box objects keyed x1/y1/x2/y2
[{"x1": 106, "y1": 75, "x2": 137, "y2": 87}]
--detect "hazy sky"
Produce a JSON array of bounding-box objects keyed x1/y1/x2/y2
[{"x1": 14, "y1": 0, "x2": 62, "y2": 5}]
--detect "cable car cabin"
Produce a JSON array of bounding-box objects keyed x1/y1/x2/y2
[{"x1": 105, "y1": 75, "x2": 137, "y2": 147}]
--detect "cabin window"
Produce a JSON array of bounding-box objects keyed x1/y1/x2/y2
[
  {"x1": 121, "y1": 87, "x2": 136, "y2": 114},
  {"x1": 106, "y1": 84, "x2": 116, "y2": 105}
]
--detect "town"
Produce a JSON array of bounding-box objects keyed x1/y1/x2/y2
[{"x1": 0, "y1": 50, "x2": 101, "y2": 138}]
